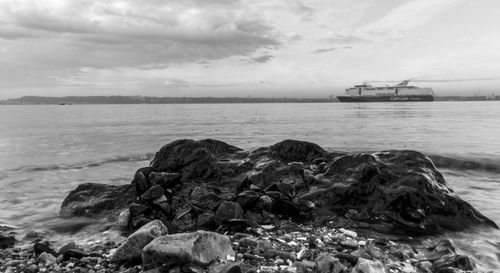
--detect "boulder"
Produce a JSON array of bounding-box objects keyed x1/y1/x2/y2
[
  {"x1": 268, "y1": 139, "x2": 330, "y2": 163},
  {"x1": 150, "y1": 139, "x2": 243, "y2": 181},
  {"x1": 305, "y1": 150, "x2": 498, "y2": 234},
  {"x1": 142, "y1": 230, "x2": 235, "y2": 270},
  {"x1": 60, "y1": 183, "x2": 135, "y2": 219},
  {"x1": 110, "y1": 220, "x2": 168, "y2": 263},
  {"x1": 351, "y1": 258, "x2": 385, "y2": 273}
]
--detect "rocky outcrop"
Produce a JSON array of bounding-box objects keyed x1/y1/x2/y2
[
  {"x1": 142, "y1": 230, "x2": 234, "y2": 270},
  {"x1": 305, "y1": 150, "x2": 498, "y2": 234},
  {"x1": 60, "y1": 139, "x2": 497, "y2": 236},
  {"x1": 60, "y1": 183, "x2": 135, "y2": 219}
]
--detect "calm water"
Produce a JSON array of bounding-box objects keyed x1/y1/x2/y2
[{"x1": 1, "y1": 102, "x2": 499, "y2": 270}]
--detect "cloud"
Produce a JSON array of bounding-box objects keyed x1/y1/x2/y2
[
  {"x1": 251, "y1": 55, "x2": 274, "y2": 63},
  {"x1": 0, "y1": 0, "x2": 280, "y2": 68},
  {"x1": 362, "y1": 0, "x2": 467, "y2": 33}
]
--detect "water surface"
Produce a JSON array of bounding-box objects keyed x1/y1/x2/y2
[{"x1": 0, "y1": 102, "x2": 499, "y2": 270}]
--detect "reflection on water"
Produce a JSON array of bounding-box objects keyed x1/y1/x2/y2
[{"x1": 0, "y1": 102, "x2": 500, "y2": 270}]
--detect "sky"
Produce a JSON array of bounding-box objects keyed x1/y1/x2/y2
[{"x1": 1, "y1": 0, "x2": 500, "y2": 98}]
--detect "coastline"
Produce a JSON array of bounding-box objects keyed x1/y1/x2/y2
[{"x1": 1, "y1": 139, "x2": 497, "y2": 273}]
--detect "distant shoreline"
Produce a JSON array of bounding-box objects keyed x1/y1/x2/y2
[{"x1": 1, "y1": 95, "x2": 499, "y2": 104}]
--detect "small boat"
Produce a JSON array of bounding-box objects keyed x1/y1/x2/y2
[{"x1": 337, "y1": 80, "x2": 434, "y2": 102}]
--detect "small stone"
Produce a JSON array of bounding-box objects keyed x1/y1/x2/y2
[
  {"x1": 129, "y1": 203, "x2": 149, "y2": 216},
  {"x1": 214, "y1": 201, "x2": 244, "y2": 225},
  {"x1": 141, "y1": 185, "x2": 165, "y2": 200},
  {"x1": 315, "y1": 254, "x2": 342, "y2": 273},
  {"x1": 37, "y1": 252, "x2": 56, "y2": 266},
  {"x1": 351, "y1": 258, "x2": 385, "y2": 273},
  {"x1": 339, "y1": 228, "x2": 357, "y2": 238},
  {"x1": 117, "y1": 209, "x2": 131, "y2": 228},
  {"x1": 340, "y1": 239, "x2": 358, "y2": 249},
  {"x1": 275, "y1": 258, "x2": 285, "y2": 265}
]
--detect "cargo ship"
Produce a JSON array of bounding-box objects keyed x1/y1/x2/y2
[{"x1": 337, "y1": 80, "x2": 434, "y2": 102}]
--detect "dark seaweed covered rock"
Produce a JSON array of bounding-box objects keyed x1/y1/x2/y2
[
  {"x1": 305, "y1": 150, "x2": 498, "y2": 234},
  {"x1": 60, "y1": 183, "x2": 135, "y2": 219}
]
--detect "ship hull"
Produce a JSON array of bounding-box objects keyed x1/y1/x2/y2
[{"x1": 337, "y1": 95, "x2": 434, "y2": 102}]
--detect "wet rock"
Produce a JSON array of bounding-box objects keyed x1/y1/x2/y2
[
  {"x1": 150, "y1": 139, "x2": 243, "y2": 181},
  {"x1": 333, "y1": 253, "x2": 358, "y2": 265},
  {"x1": 34, "y1": 241, "x2": 58, "y2": 257},
  {"x1": 117, "y1": 209, "x2": 131, "y2": 228},
  {"x1": 111, "y1": 220, "x2": 168, "y2": 263},
  {"x1": 37, "y1": 252, "x2": 57, "y2": 266},
  {"x1": 305, "y1": 150, "x2": 498, "y2": 234},
  {"x1": 62, "y1": 248, "x2": 89, "y2": 261},
  {"x1": 209, "y1": 262, "x2": 243, "y2": 273},
  {"x1": 315, "y1": 254, "x2": 342, "y2": 273},
  {"x1": 141, "y1": 185, "x2": 165, "y2": 201},
  {"x1": 351, "y1": 258, "x2": 385, "y2": 273},
  {"x1": 142, "y1": 230, "x2": 235, "y2": 269},
  {"x1": 0, "y1": 231, "x2": 16, "y2": 249},
  {"x1": 215, "y1": 201, "x2": 244, "y2": 225},
  {"x1": 432, "y1": 254, "x2": 476, "y2": 272},
  {"x1": 267, "y1": 140, "x2": 329, "y2": 163},
  {"x1": 150, "y1": 172, "x2": 182, "y2": 190},
  {"x1": 191, "y1": 186, "x2": 224, "y2": 211},
  {"x1": 24, "y1": 229, "x2": 55, "y2": 241},
  {"x1": 262, "y1": 249, "x2": 295, "y2": 261},
  {"x1": 129, "y1": 203, "x2": 150, "y2": 216},
  {"x1": 60, "y1": 183, "x2": 136, "y2": 219}
]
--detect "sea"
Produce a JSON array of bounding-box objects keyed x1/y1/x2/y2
[{"x1": 1, "y1": 102, "x2": 499, "y2": 270}]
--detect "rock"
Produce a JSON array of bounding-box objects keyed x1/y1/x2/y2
[
  {"x1": 24, "y1": 229, "x2": 55, "y2": 241},
  {"x1": 191, "y1": 186, "x2": 225, "y2": 211},
  {"x1": 214, "y1": 201, "x2": 244, "y2": 225},
  {"x1": 267, "y1": 140, "x2": 329, "y2": 163},
  {"x1": 111, "y1": 220, "x2": 168, "y2": 263},
  {"x1": 432, "y1": 254, "x2": 476, "y2": 272},
  {"x1": 34, "y1": 241, "x2": 58, "y2": 257},
  {"x1": 141, "y1": 185, "x2": 165, "y2": 201},
  {"x1": 150, "y1": 172, "x2": 182, "y2": 190},
  {"x1": 117, "y1": 209, "x2": 131, "y2": 228},
  {"x1": 37, "y1": 252, "x2": 57, "y2": 266},
  {"x1": 306, "y1": 150, "x2": 498, "y2": 234},
  {"x1": 262, "y1": 249, "x2": 296, "y2": 261},
  {"x1": 315, "y1": 254, "x2": 342, "y2": 273},
  {"x1": 209, "y1": 262, "x2": 243, "y2": 273},
  {"x1": 142, "y1": 230, "x2": 235, "y2": 269},
  {"x1": 0, "y1": 231, "x2": 16, "y2": 249},
  {"x1": 129, "y1": 203, "x2": 150, "y2": 216},
  {"x1": 340, "y1": 239, "x2": 358, "y2": 249},
  {"x1": 62, "y1": 249, "x2": 89, "y2": 261},
  {"x1": 333, "y1": 253, "x2": 358, "y2": 265},
  {"x1": 60, "y1": 183, "x2": 136, "y2": 219},
  {"x1": 197, "y1": 213, "x2": 215, "y2": 228},
  {"x1": 150, "y1": 139, "x2": 243, "y2": 181},
  {"x1": 351, "y1": 258, "x2": 385, "y2": 273}
]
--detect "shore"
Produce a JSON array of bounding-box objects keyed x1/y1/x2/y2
[{"x1": 1, "y1": 139, "x2": 497, "y2": 272}]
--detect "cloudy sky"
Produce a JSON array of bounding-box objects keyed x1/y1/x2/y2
[{"x1": 1, "y1": 0, "x2": 500, "y2": 98}]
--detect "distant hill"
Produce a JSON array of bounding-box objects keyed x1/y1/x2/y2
[{"x1": 0, "y1": 96, "x2": 336, "y2": 104}]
